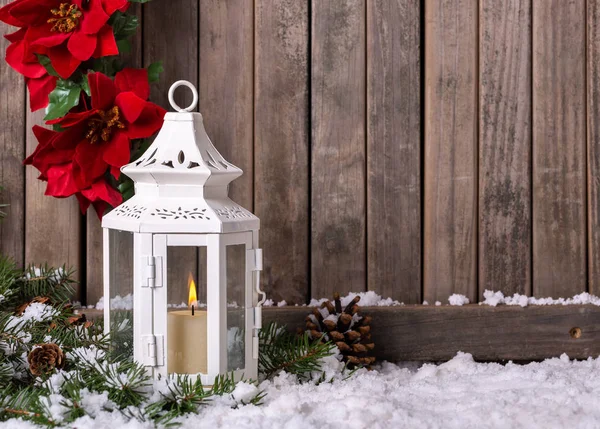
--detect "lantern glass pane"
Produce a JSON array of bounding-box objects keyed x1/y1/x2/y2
[
  {"x1": 166, "y1": 246, "x2": 207, "y2": 375},
  {"x1": 226, "y1": 244, "x2": 246, "y2": 372},
  {"x1": 108, "y1": 229, "x2": 134, "y2": 361}
]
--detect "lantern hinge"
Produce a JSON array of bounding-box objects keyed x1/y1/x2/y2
[
  {"x1": 142, "y1": 256, "x2": 163, "y2": 288},
  {"x1": 142, "y1": 334, "x2": 164, "y2": 367},
  {"x1": 246, "y1": 248, "x2": 263, "y2": 272}
]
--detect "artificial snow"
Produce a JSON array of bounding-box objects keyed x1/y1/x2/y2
[
  {"x1": 481, "y1": 290, "x2": 600, "y2": 307},
  {"x1": 95, "y1": 294, "x2": 133, "y2": 311},
  {"x1": 448, "y1": 293, "x2": 470, "y2": 306},
  {"x1": 308, "y1": 290, "x2": 402, "y2": 308},
  {"x1": 5, "y1": 352, "x2": 600, "y2": 428}
]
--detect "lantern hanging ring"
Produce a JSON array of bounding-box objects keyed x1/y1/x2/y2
[{"x1": 168, "y1": 80, "x2": 199, "y2": 112}]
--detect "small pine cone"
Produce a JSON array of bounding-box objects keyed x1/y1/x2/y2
[
  {"x1": 304, "y1": 293, "x2": 376, "y2": 369},
  {"x1": 28, "y1": 343, "x2": 65, "y2": 376}
]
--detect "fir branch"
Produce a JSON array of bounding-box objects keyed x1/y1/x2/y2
[{"x1": 259, "y1": 322, "x2": 336, "y2": 381}]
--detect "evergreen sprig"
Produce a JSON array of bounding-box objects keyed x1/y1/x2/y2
[
  {"x1": 0, "y1": 255, "x2": 341, "y2": 427},
  {"x1": 259, "y1": 322, "x2": 337, "y2": 381}
]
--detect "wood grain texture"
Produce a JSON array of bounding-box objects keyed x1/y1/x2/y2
[
  {"x1": 255, "y1": 0, "x2": 310, "y2": 304},
  {"x1": 25, "y1": 109, "x2": 81, "y2": 297},
  {"x1": 532, "y1": 0, "x2": 586, "y2": 297},
  {"x1": 84, "y1": 305, "x2": 600, "y2": 361},
  {"x1": 267, "y1": 305, "x2": 600, "y2": 361},
  {"x1": 0, "y1": 3, "x2": 25, "y2": 267},
  {"x1": 423, "y1": 0, "x2": 478, "y2": 303},
  {"x1": 144, "y1": 0, "x2": 199, "y2": 301},
  {"x1": 479, "y1": 0, "x2": 532, "y2": 297},
  {"x1": 588, "y1": 0, "x2": 600, "y2": 295},
  {"x1": 86, "y1": 3, "x2": 144, "y2": 306},
  {"x1": 367, "y1": 0, "x2": 421, "y2": 303},
  {"x1": 199, "y1": 0, "x2": 253, "y2": 302},
  {"x1": 311, "y1": 0, "x2": 366, "y2": 298}
]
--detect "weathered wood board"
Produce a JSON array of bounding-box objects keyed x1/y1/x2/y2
[
  {"x1": 144, "y1": 0, "x2": 199, "y2": 304},
  {"x1": 311, "y1": 0, "x2": 366, "y2": 299},
  {"x1": 2, "y1": 0, "x2": 600, "y2": 316},
  {"x1": 199, "y1": 0, "x2": 253, "y2": 303},
  {"x1": 478, "y1": 0, "x2": 532, "y2": 297},
  {"x1": 84, "y1": 305, "x2": 600, "y2": 362},
  {"x1": 424, "y1": 0, "x2": 478, "y2": 303},
  {"x1": 86, "y1": 3, "x2": 144, "y2": 307},
  {"x1": 25, "y1": 108, "x2": 82, "y2": 298},
  {"x1": 588, "y1": 0, "x2": 600, "y2": 295},
  {"x1": 255, "y1": 0, "x2": 310, "y2": 304},
  {"x1": 532, "y1": 0, "x2": 586, "y2": 298},
  {"x1": 0, "y1": 1, "x2": 25, "y2": 267},
  {"x1": 367, "y1": 0, "x2": 421, "y2": 303}
]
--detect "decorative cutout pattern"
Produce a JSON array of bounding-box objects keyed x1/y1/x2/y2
[
  {"x1": 215, "y1": 206, "x2": 251, "y2": 220},
  {"x1": 114, "y1": 205, "x2": 147, "y2": 219},
  {"x1": 151, "y1": 207, "x2": 210, "y2": 220}
]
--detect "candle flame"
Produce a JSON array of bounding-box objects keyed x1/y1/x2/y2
[{"x1": 188, "y1": 272, "x2": 197, "y2": 307}]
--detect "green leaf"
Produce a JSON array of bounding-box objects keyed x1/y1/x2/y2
[
  {"x1": 35, "y1": 54, "x2": 59, "y2": 77},
  {"x1": 92, "y1": 57, "x2": 123, "y2": 76},
  {"x1": 116, "y1": 38, "x2": 131, "y2": 54},
  {"x1": 81, "y1": 75, "x2": 91, "y2": 97},
  {"x1": 44, "y1": 79, "x2": 82, "y2": 121},
  {"x1": 109, "y1": 12, "x2": 139, "y2": 39},
  {"x1": 147, "y1": 62, "x2": 163, "y2": 83}
]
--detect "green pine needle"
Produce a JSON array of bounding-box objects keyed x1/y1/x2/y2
[{"x1": 259, "y1": 322, "x2": 337, "y2": 381}]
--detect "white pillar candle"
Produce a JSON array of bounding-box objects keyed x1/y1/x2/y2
[{"x1": 167, "y1": 309, "x2": 207, "y2": 375}]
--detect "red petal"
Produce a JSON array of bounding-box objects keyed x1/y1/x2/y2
[
  {"x1": 0, "y1": 0, "x2": 28, "y2": 26},
  {"x1": 46, "y1": 45, "x2": 80, "y2": 78},
  {"x1": 5, "y1": 39, "x2": 46, "y2": 78},
  {"x1": 75, "y1": 193, "x2": 92, "y2": 214},
  {"x1": 102, "y1": 131, "x2": 130, "y2": 169},
  {"x1": 51, "y1": 124, "x2": 86, "y2": 150},
  {"x1": 115, "y1": 68, "x2": 149, "y2": 100},
  {"x1": 109, "y1": 164, "x2": 120, "y2": 180},
  {"x1": 5, "y1": 27, "x2": 26, "y2": 43},
  {"x1": 45, "y1": 163, "x2": 79, "y2": 197},
  {"x1": 88, "y1": 71, "x2": 116, "y2": 110},
  {"x1": 92, "y1": 24, "x2": 118, "y2": 58},
  {"x1": 24, "y1": 124, "x2": 55, "y2": 166},
  {"x1": 124, "y1": 103, "x2": 166, "y2": 139},
  {"x1": 115, "y1": 91, "x2": 146, "y2": 123},
  {"x1": 27, "y1": 74, "x2": 58, "y2": 111},
  {"x1": 80, "y1": 0, "x2": 109, "y2": 34},
  {"x1": 73, "y1": 140, "x2": 107, "y2": 188},
  {"x1": 102, "y1": 0, "x2": 128, "y2": 15},
  {"x1": 47, "y1": 109, "x2": 96, "y2": 127},
  {"x1": 67, "y1": 29, "x2": 97, "y2": 61},
  {"x1": 25, "y1": 23, "x2": 70, "y2": 48},
  {"x1": 10, "y1": 0, "x2": 58, "y2": 26},
  {"x1": 81, "y1": 179, "x2": 122, "y2": 209}
]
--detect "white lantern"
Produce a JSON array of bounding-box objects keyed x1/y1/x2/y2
[{"x1": 101, "y1": 81, "x2": 265, "y2": 383}]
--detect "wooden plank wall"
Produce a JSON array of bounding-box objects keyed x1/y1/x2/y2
[{"x1": 0, "y1": 0, "x2": 598, "y2": 306}]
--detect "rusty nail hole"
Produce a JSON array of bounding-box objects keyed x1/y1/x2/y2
[{"x1": 569, "y1": 327, "x2": 582, "y2": 339}]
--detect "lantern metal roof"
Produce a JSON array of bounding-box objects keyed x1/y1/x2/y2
[{"x1": 102, "y1": 81, "x2": 259, "y2": 233}]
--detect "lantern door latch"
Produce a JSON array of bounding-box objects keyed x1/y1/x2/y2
[
  {"x1": 142, "y1": 334, "x2": 164, "y2": 367},
  {"x1": 142, "y1": 256, "x2": 163, "y2": 288}
]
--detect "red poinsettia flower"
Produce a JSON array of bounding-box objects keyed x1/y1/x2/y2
[
  {"x1": 25, "y1": 68, "x2": 166, "y2": 216},
  {"x1": 4, "y1": 27, "x2": 57, "y2": 110},
  {"x1": 0, "y1": 0, "x2": 128, "y2": 79}
]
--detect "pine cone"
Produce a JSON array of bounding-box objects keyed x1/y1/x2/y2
[
  {"x1": 28, "y1": 343, "x2": 65, "y2": 376},
  {"x1": 305, "y1": 293, "x2": 375, "y2": 368}
]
